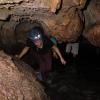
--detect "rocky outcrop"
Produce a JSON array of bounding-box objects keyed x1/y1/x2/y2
[
  {"x1": 0, "y1": 51, "x2": 47, "y2": 100},
  {"x1": 0, "y1": 0, "x2": 23, "y2": 4},
  {"x1": 0, "y1": 0, "x2": 86, "y2": 46},
  {"x1": 0, "y1": 0, "x2": 99, "y2": 47},
  {"x1": 83, "y1": 0, "x2": 100, "y2": 47},
  {"x1": 0, "y1": 0, "x2": 61, "y2": 17},
  {"x1": 84, "y1": 23, "x2": 100, "y2": 47}
]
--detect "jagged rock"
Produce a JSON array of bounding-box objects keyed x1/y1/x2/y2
[{"x1": 0, "y1": 51, "x2": 47, "y2": 100}]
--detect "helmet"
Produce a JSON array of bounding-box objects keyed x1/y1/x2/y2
[{"x1": 27, "y1": 26, "x2": 43, "y2": 42}]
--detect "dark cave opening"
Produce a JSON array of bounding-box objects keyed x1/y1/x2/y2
[
  {"x1": 45, "y1": 39, "x2": 100, "y2": 100},
  {"x1": 2, "y1": 36, "x2": 100, "y2": 100}
]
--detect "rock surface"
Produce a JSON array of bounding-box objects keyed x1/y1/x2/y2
[
  {"x1": 0, "y1": 51, "x2": 47, "y2": 100},
  {"x1": 0, "y1": 0, "x2": 99, "y2": 47},
  {"x1": 0, "y1": 0, "x2": 86, "y2": 44},
  {"x1": 83, "y1": 0, "x2": 100, "y2": 47}
]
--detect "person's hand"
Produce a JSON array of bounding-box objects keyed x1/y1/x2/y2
[
  {"x1": 60, "y1": 58, "x2": 66, "y2": 65},
  {"x1": 11, "y1": 55, "x2": 20, "y2": 62},
  {"x1": 15, "y1": 55, "x2": 20, "y2": 59}
]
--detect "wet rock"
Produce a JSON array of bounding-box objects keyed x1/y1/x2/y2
[{"x1": 0, "y1": 51, "x2": 47, "y2": 100}]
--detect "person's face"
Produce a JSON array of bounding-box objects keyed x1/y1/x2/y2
[{"x1": 34, "y1": 39, "x2": 43, "y2": 48}]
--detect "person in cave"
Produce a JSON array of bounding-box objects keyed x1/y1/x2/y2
[{"x1": 16, "y1": 26, "x2": 66, "y2": 82}]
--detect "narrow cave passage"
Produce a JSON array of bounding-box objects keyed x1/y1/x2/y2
[
  {"x1": 2, "y1": 36, "x2": 100, "y2": 100},
  {"x1": 0, "y1": 21, "x2": 100, "y2": 100},
  {"x1": 0, "y1": 0, "x2": 99, "y2": 99}
]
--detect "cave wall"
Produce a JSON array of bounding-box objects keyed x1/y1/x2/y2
[
  {"x1": 0, "y1": 0, "x2": 99, "y2": 99},
  {"x1": 0, "y1": 0, "x2": 99, "y2": 47},
  {"x1": 0, "y1": 51, "x2": 47, "y2": 100},
  {"x1": 83, "y1": 0, "x2": 100, "y2": 47}
]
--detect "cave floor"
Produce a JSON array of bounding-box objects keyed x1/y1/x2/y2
[{"x1": 41, "y1": 55, "x2": 100, "y2": 100}]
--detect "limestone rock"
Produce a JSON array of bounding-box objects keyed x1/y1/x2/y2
[
  {"x1": 0, "y1": 0, "x2": 23, "y2": 4},
  {"x1": 0, "y1": 11, "x2": 10, "y2": 20},
  {"x1": 84, "y1": 23, "x2": 100, "y2": 47},
  {"x1": 83, "y1": 0, "x2": 100, "y2": 47},
  {"x1": 0, "y1": 51, "x2": 47, "y2": 100}
]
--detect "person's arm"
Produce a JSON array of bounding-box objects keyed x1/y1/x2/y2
[
  {"x1": 16, "y1": 46, "x2": 30, "y2": 59},
  {"x1": 52, "y1": 45, "x2": 66, "y2": 65}
]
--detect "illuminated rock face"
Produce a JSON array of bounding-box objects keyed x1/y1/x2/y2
[
  {"x1": 0, "y1": 51, "x2": 47, "y2": 100},
  {"x1": 0, "y1": 0, "x2": 61, "y2": 15},
  {"x1": 0, "y1": 0, "x2": 23, "y2": 4},
  {"x1": 0, "y1": 0, "x2": 99, "y2": 47},
  {"x1": 0, "y1": 0, "x2": 86, "y2": 45}
]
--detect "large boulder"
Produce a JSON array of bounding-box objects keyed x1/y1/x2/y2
[{"x1": 0, "y1": 51, "x2": 47, "y2": 100}]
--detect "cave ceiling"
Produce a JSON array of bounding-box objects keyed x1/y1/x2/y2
[{"x1": 0, "y1": 0, "x2": 100, "y2": 47}]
